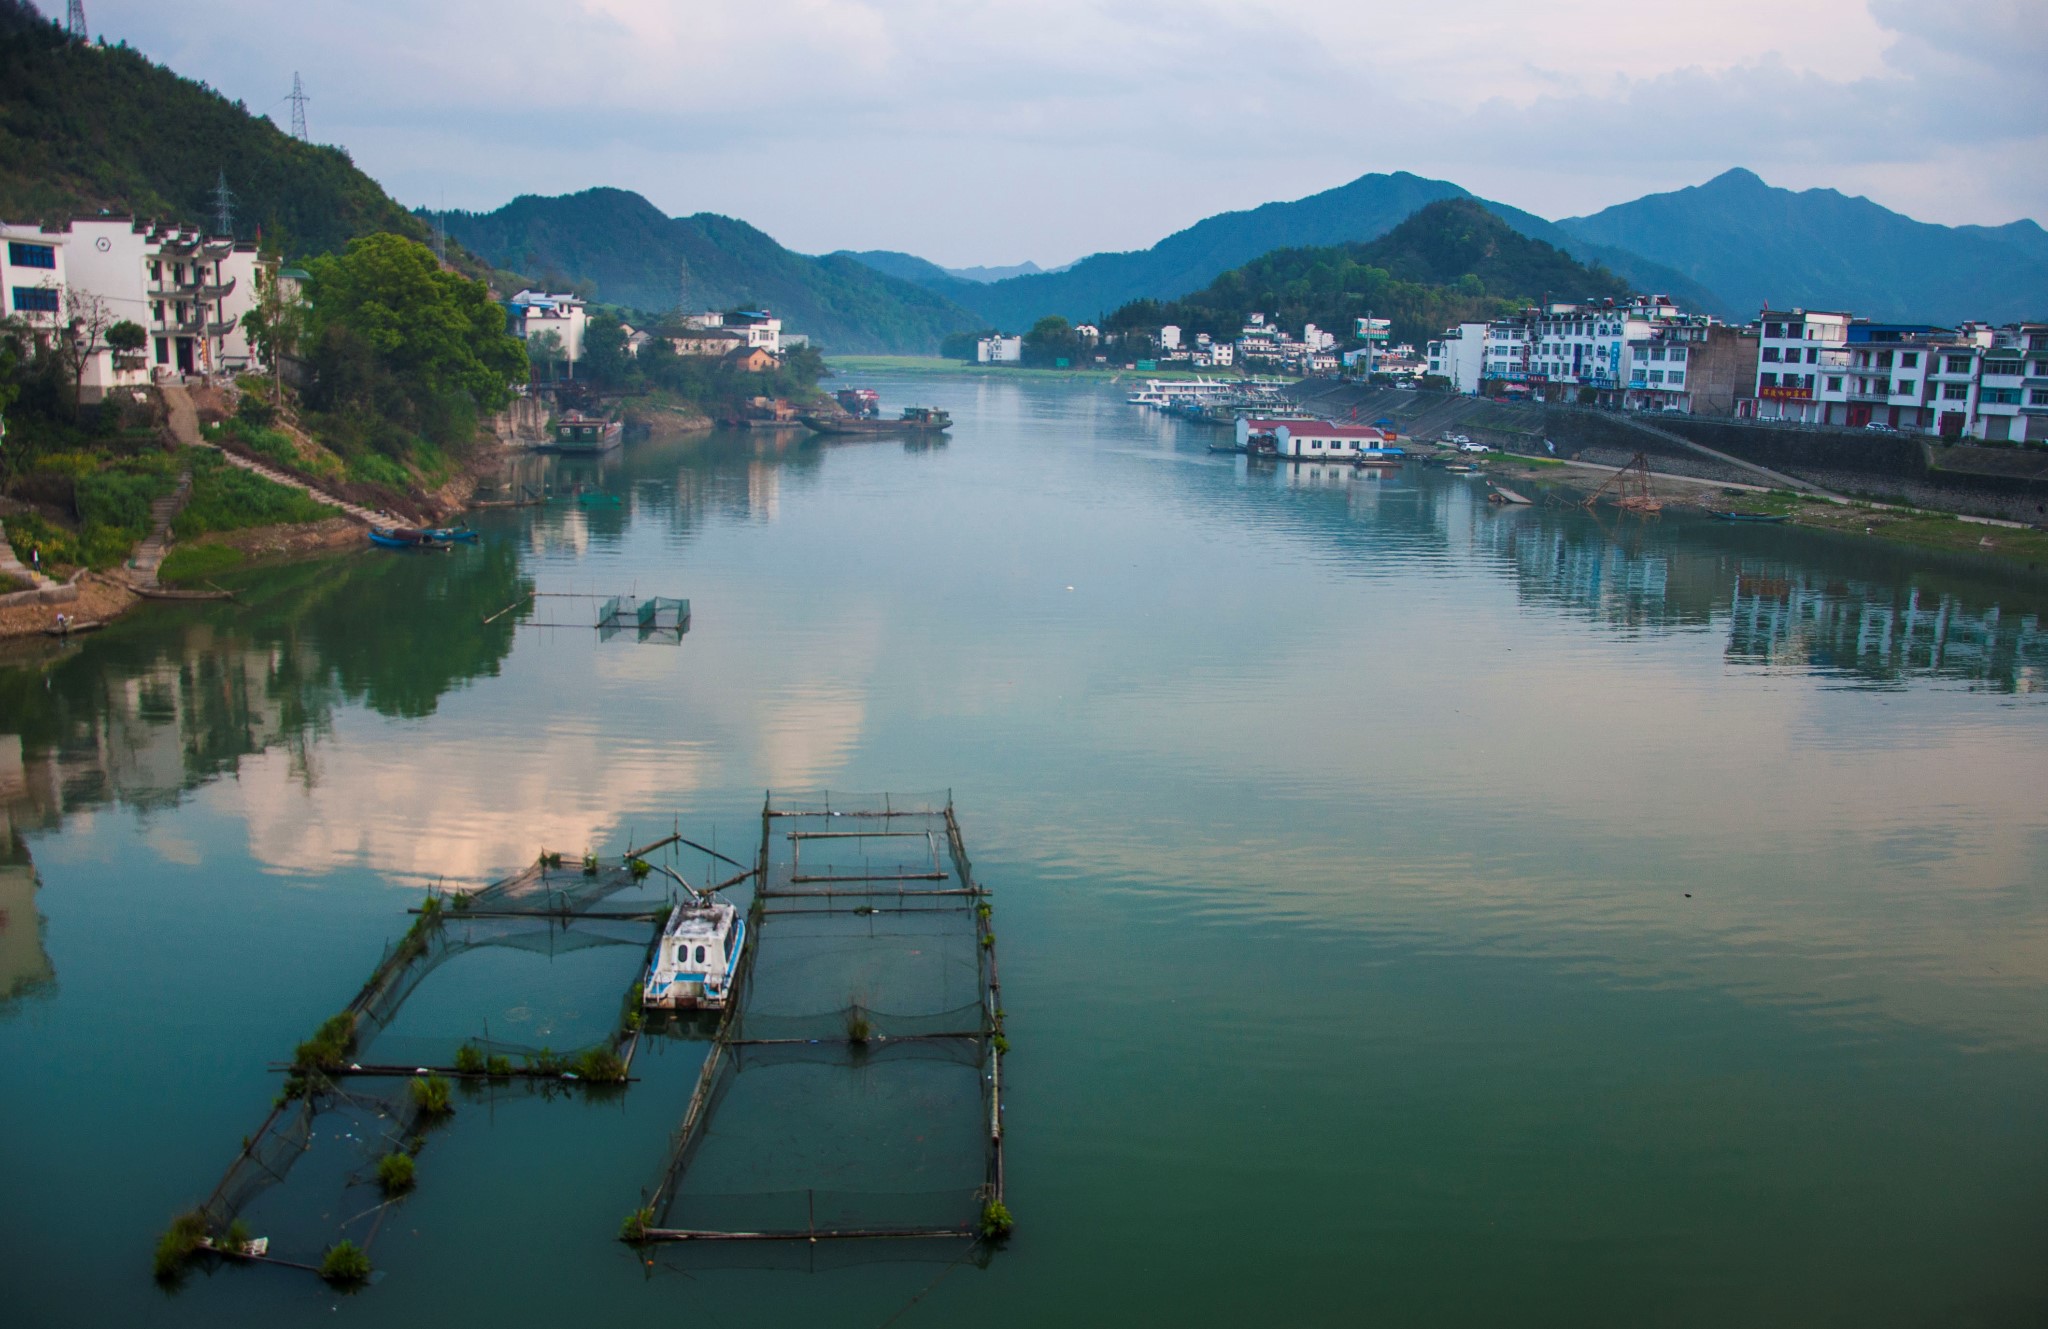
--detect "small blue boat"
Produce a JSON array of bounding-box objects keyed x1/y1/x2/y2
[
  {"x1": 1708, "y1": 510, "x2": 1791, "y2": 524},
  {"x1": 421, "y1": 525, "x2": 479, "y2": 542},
  {"x1": 368, "y1": 526, "x2": 450, "y2": 550}
]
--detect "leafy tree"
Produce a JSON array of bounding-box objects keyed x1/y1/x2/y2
[
  {"x1": 301, "y1": 233, "x2": 525, "y2": 446},
  {"x1": 526, "y1": 330, "x2": 565, "y2": 385},
  {"x1": 105, "y1": 320, "x2": 146, "y2": 354},
  {"x1": 581, "y1": 315, "x2": 627, "y2": 384},
  {"x1": 1022, "y1": 315, "x2": 1080, "y2": 367},
  {"x1": 240, "y1": 262, "x2": 308, "y2": 406}
]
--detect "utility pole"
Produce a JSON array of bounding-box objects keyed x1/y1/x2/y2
[
  {"x1": 211, "y1": 171, "x2": 237, "y2": 237},
  {"x1": 288, "y1": 72, "x2": 310, "y2": 141},
  {"x1": 65, "y1": 0, "x2": 87, "y2": 40}
]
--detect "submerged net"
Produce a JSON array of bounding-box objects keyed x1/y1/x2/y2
[{"x1": 641, "y1": 797, "x2": 1001, "y2": 1243}]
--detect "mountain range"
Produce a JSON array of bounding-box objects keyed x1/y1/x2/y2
[{"x1": 433, "y1": 190, "x2": 969, "y2": 354}]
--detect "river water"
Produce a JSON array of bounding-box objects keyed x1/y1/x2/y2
[{"x1": 3, "y1": 372, "x2": 2046, "y2": 1326}]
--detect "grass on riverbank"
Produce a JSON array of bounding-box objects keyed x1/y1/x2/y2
[
  {"x1": 1792, "y1": 502, "x2": 2048, "y2": 569},
  {"x1": 825, "y1": 355, "x2": 1287, "y2": 384},
  {"x1": 158, "y1": 542, "x2": 246, "y2": 586},
  {"x1": 179, "y1": 451, "x2": 338, "y2": 536}
]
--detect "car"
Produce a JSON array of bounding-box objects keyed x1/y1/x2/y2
[
  {"x1": 1452, "y1": 434, "x2": 1471, "y2": 445},
  {"x1": 1864, "y1": 422, "x2": 1898, "y2": 433},
  {"x1": 1459, "y1": 441, "x2": 1489, "y2": 453}
]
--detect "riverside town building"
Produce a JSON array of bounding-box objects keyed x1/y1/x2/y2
[{"x1": 2, "y1": 215, "x2": 264, "y2": 396}]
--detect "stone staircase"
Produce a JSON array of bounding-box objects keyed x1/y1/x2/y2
[
  {"x1": 125, "y1": 469, "x2": 192, "y2": 589},
  {"x1": 159, "y1": 382, "x2": 382, "y2": 527}
]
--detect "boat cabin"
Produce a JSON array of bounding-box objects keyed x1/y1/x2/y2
[{"x1": 643, "y1": 895, "x2": 743, "y2": 1010}]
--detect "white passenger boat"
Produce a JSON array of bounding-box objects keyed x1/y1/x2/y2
[{"x1": 642, "y1": 893, "x2": 744, "y2": 1010}]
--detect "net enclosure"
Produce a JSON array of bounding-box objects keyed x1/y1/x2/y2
[{"x1": 637, "y1": 791, "x2": 1010, "y2": 1245}]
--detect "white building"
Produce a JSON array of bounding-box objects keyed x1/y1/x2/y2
[
  {"x1": 1426, "y1": 322, "x2": 1489, "y2": 395},
  {"x1": 1159, "y1": 324, "x2": 1182, "y2": 351},
  {"x1": 510, "y1": 290, "x2": 588, "y2": 371},
  {"x1": 976, "y1": 334, "x2": 1022, "y2": 363},
  {"x1": 3, "y1": 216, "x2": 264, "y2": 392},
  {"x1": 1749, "y1": 308, "x2": 1851, "y2": 424},
  {"x1": 1236, "y1": 416, "x2": 1393, "y2": 460}
]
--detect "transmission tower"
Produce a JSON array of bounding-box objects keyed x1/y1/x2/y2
[
  {"x1": 287, "y1": 72, "x2": 310, "y2": 141},
  {"x1": 66, "y1": 1, "x2": 87, "y2": 40},
  {"x1": 211, "y1": 170, "x2": 237, "y2": 237}
]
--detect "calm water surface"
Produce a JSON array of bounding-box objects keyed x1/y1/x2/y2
[{"x1": 4, "y1": 373, "x2": 2047, "y2": 1326}]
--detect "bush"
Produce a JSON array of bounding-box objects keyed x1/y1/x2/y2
[
  {"x1": 216, "y1": 1218, "x2": 253, "y2": 1257},
  {"x1": 978, "y1": 1200, "x2": 1014, "y2": 1240},
  {"x1": 572, "y1": 1047, "x2": 628, "y2": 1082},
  {"x1": 375, "y1": 1151, "x2": 416, "y2": 1195},
  {"x1": 453, "y1": 1043, "x2": 485, "y2": 1074},
  {"x1": 158, "y1": 541, "x2": 245, "y2": 586},
  {"x1": 409, "y1": 1075, "x2": 453, "y2": 1117},
  {"x1": 620, "y1": 1206, "x2": 655, "y2": 1242},
  {"x1": 486, "y1": 1054, "x2": 513, "y2": 1079},
  {"x1": 318, "y1": 1240, "x2": 372, "y2": 1286}
]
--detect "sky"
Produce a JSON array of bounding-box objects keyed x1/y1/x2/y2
[{"x1": 53, "y1": 0, "x2": 2048, "y2": 268}]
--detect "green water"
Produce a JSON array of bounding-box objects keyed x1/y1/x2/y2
[{"x1": 3, "y1": 374, "x2": 2046, "y2": 1325}]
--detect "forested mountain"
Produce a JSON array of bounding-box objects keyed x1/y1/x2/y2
[
  {"x1": 848, "y1": 171, "x2": 1720, "y2": 330},
  {"x1": 436, "y1": 189, "x2": 980, "y2": 354},
  {"x1": 1558, "y1": 169, "x2": 2048, "y2": 324},
  {"x1": 1119, "y1": 199, "x2": 1631, "y2": 349},
  {"x1": 0, "y1": 0, "x2": 436, "y2": 259}
]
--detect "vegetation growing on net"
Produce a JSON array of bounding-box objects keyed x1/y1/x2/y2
[
  {"x1": 979, "y1": 1200, "x2": 1014, "y2": 1240},
  {"x1": 152, "y1": 1210, "x2": 209, "y2": 1281},
  {"x1": 619, "y1": 1206, "x2": 655, "y2": 1242},
  {"x1": 409, "y1": 1075, "x2": 454, "y2": 1117},
  {"x1": 574, "y1": 1047, "x2": 629, "y2": 1082},
  {"x1": 453, "y1": 1043, "x2": 485, "y2": 1075},
  {"x1": 318, "y1": 1239, "x2": 372, "y2": 1286},
  {"x1": 375, "y1": 1151, "x2": 416, "y2": 1196},
  {"x1": 293, "y1": 1011, "x2": 358, "y2": 1073}
]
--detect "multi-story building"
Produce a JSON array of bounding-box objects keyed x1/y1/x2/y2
[
  {"x1": 975, "y1": 334, "x2": 1021, "y2": 364},
  {"x1": 2, "y1": 226, "x2": 67, "y2": 334},
  {"x1": 3, "y1": 216, "x2": 263, "y2": 392},
  {"x1": 510, "y1": 290, "x2": 588, "y2": 371},
  {"x1": 2024, "y1": 325, "x2": 2048, "y2": 444},
  {"x1": 1747, "y1": 308, "x2": 1851, "y2": 424},
  {"x1": 1426, "y1": 322, "x2": 1488, "y2": 394}
]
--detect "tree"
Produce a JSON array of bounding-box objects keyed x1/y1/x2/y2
[
  {"x1": 105, "y1": 320, "x2": 146, "y2": 354},
  {"x1": 526, "y1": 330, "x2": 565, "y2": 386},
  {"x1": 302, "y1": 233, "x2": 527, "y2": 442},
  {"x1": 240, "y1": 262, "x2": 308, "y2": 406},
  {"x1": 581, "y1": 315, "x2": 627, "y2": 385},
  {"x1": 1023, "y1": 315, "x2": 1080, "y2": 367},
  {"x1": 63, "y1": 287, "x2": 116, "y2": 418}
]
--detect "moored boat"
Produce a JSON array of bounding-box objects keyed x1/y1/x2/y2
[
  {"x1": 542, "y1": 410, "x2": 624, "y2": 453},
  {"x1": 801, "y1": 406, "x2": 952, "y2": 434},
  {"x1": 1708, "y1": 509, "x2": 1792, "y2": 523},
  {"x1": 368, "y1": 526, "x2": 452, "y2": 550},
  {"x1": 642, "y1": 894, "x2": 744, "y2": 1010}
]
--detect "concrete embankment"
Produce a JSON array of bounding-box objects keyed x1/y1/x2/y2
[{"x1": 1285, "y1": 383, "x2": 2048, "y2": 525}]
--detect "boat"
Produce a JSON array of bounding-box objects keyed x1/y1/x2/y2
[
  {"x1": 642, "y1": 893, "x2": 744, "y2": 1010},
  {"x1": 368, "y1": 526, "x2": 452, "y2": 550},
  {"x1": 800, "y1": 406, "x2": 952, "y2": 434},
  {"x1": 134, "y1": 585, "x2": 235, "y2": 601},
  {"x1": 420, "y1": 525, "x2": 479, "y2": 542},
  {"x1": 1708, "y1": 510, "x2": 1791, "y2": 524},
  {"x1": 1441, "y1": 463, "x2": 1479, "y2": 474},
  {"x1": 43, "y1": 618, "x2": 105, "y2": 637},
  {"x1": 1353, "y1": 447, "x2": 1408, "y2": 468},
  {"x1": 575, "y1": 490, "x2": 622, "y2": 506},
  {"x1": 541, "y1": 410, "x2": 624, "y2": 454}
]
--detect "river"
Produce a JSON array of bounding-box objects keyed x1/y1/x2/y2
[{"x1": 3, "y1": 371, "x2": 2046, "y2": 1325}]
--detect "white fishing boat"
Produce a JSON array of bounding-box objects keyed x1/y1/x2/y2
[{"x1": 642, "y1": 893, "x2": 744, "y2": 1010}]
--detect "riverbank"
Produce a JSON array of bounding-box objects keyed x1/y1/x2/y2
[{"x1": 1480, "y1": 453, "x2": 2048, "y2": 573}]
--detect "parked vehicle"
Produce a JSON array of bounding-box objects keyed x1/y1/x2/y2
[
  {"x1": 1864, "y1": 422, "x2": 1898, "y2": 433},
  {"x1": 1459, "y1": 441, "x2": 1489, "y2": 453}
]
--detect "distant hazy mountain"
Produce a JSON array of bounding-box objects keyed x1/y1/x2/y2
[
  {"x1": 836, "y1": 250, "x2": 1059, "y2": 287},
  {"x1": 1557, "y1": 169, "x2": 2048, "y2": 324},
  {"x1": 846, "y1": 171, "x2": 1726, "y2": 330},
  {"x1": 436, "y1": 190, "x2": 979, "y2": 353},
  {"x1": 946, "y1": 260, "x2": 1052, "y2": 282},
  {"x1": 1143, "y1": 198, "x2": 1633, "y2": 348}
]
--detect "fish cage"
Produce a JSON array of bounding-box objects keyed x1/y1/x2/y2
[
  {"x1": 597, "y1": 595, "x2": 690, "y2": 643},
  {"x1": 634, "y1": 791, "x2": 1008, "y2": 1248},
  {"x1": 161, "y1": 833, "x2": 734, "y2": 1284}
]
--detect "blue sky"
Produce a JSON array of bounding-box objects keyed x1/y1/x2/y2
[{"x1": 54, "y1": 1, "x2": 2048, "y2": 267}]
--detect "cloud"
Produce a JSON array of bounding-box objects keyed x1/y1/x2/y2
[{"x1": 66, "y1": 0, "x2": 2048, "y2": 263}]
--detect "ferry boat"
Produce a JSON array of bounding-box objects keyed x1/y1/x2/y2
[
  {"x1": 1126, "y1": 377, "x2": 1240, "y2": 408},
  {"x1": 545, "y1": 410, "x2": 624, "y2": 454},
  {"x1": 642, "y1": 893, "x2": 744, "y2": 1010},
  {"x1": 800, "y1": 405, "x2": 951, "y2": 434}
]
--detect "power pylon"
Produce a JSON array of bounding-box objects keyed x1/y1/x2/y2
[
  {"x1": 211, "y1": 171, "x2": 237, "y2": 237},
  {"x1": 288, "y1": 72, "x2": 310, "y2": 141},
  {"x1": 66, "y1": 1, "x2": 87, "y2": 40}
]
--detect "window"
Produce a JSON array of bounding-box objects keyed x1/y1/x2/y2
[
  {"x1": 10, "y1": 286, "x2": 59, "y2": 313},
  {"x1": 1762, "y1": 347, "x2": 1781, "y2": 362},
  {"x1": 1648, "y1": 370, "x2": 1664, "y2": 384},
  {"x1": 1760, "y1": 372, "x2": 1778, "y2": 387},
  {"x1": 1670, "y1": 348, "x2": 1687, "y2": 362},
  {"x1": 1895, "y1": 380, "x2": 1915, "y2": 397},
  {"x1": 2032, "y1": 362, "x2": 2048, "y2": 378},
  {"x1": 1668, "y1": 372, "x2": 1684, "y2": 386},
  {"x1": 2030, "y1": 388, "x2": 2048, "y2": 406},
  {"x1": 1983, "y1": 388, "x2": 2020, "y2": 405},
  {"x1": 695, "y1": 945, "x2": 706, "y2": 964},
  {"x1": 1827, "y1": 376, "x2": 1844, "y2": 392},
  {"x1": 1764, "y1": 323, "x2": 1783, "y2": 338},
  {"x1": 1806, "y1": 348, "x2": 1819, "y2": 364},
  {"x1": 7, "y1": 241, "x2": 56, "y2": 270},
  {"x1": 1984, "y1": 360, "x2": 2021, "y2": 377},
  {"x1": 1900, "y1": 352, "x2": 1918, "y2": 368},
  {"x1": 1943, "y1": 383, "x2": 1968, "y2": 400},
  {"x1": 1650, "y1": 347, "x2": 1666, "y2": 360},
  {"x1": 1876, "y1": 351, "x2": 1893, "y2": 368},
  {"x1": 1946, "y1": 355, "x2": 1972, "y2": 373}
]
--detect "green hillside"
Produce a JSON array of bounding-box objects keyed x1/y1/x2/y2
[
  {"x1": 1120, "y1": 198, "x2": 1631, "y2": 348},
  {"x1": 0, "y1": 0, "x2": 436, "y2": 259},
  {"x1": 435, "y1": 189, "x2": 981, "y2": 354},
  {"x1": 849, "y1": 171, "x2": 1720, "y2": 330}
]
